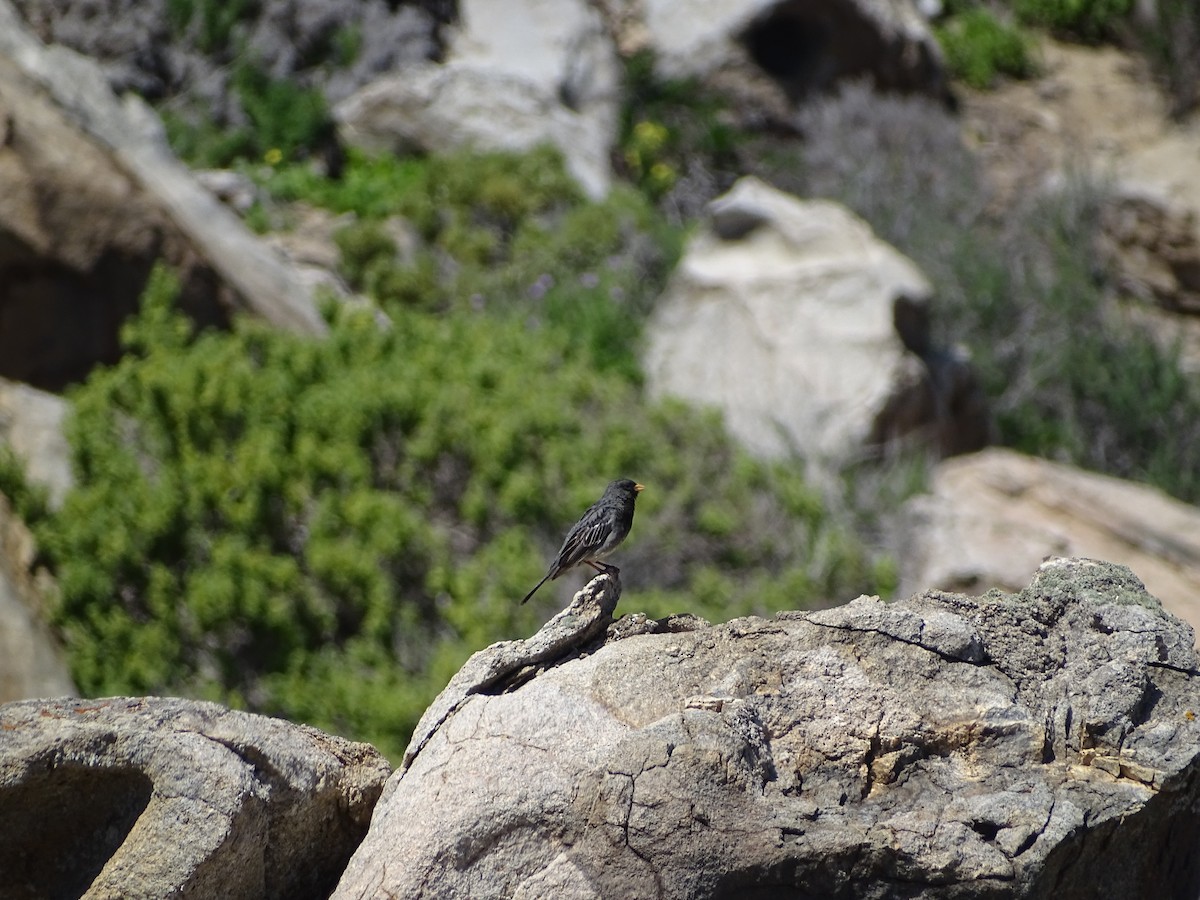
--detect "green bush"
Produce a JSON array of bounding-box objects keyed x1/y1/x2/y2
[
  {"x1": 618, "y1": 50, "x2": 747, "y2": 216},
  {"x1": 163, "y1": 59, "x2": 332, "y2": 168},
  {"x1": 258, "y1": 147, "x2": 683, "y2": 383},
  {"x1": 937, "y1": 8, "x2": 1037, "y2": 88},
  {"x1": 38, "y1": 246, "x2": 881, "y2": 761},
  {"x1": 0, "y1": 446, "x2": 49, "y2": 524},
  {"x1": 1014, "y1": 0, "x2": 1134, "y2": 41}
]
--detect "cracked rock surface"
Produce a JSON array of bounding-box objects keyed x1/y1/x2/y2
[
  {"x1": 0, "y1": 696, "x2": 390, "y2": 899},
  {"x1": 333, "y1": 558, "x2": 1200, "y2": 899}
]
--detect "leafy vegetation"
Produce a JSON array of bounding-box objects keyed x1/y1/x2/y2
[
  {"x1": 1013, "y1": 0, "x2": 1134, "y2": 41},
  {"x1": 163, "y1": 60, "x2": 333, "y2": 168},
  {"x1": 617, "y1": 50, "x2": 748, "y2": 217},
  {"x1": 937, "y1": 7, "x2": 1037, "y2": 88},
  {"x1": 28, "y1": 149, "x2": 888, "y2": 762},
  {"x1": 255, "y1": 146, "x2": 682, "y2": 382}
]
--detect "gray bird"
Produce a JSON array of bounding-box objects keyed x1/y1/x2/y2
[{"x1": 521, "y1": 479, "x2": 644, "y2": 604}]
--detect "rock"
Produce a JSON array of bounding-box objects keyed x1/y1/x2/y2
[
  {"x1": 0, "y1": 0, "x2": 327, "y2": 390},
  {"x1": 0, "y1": 696, "x2": 391, "y2": 899},
  {"x1": 1098, "y1": 188, "x2": 1200, "y2": 315},
  {"x1": 335, "y1": 0, "x2": 619, "y2": 199},
  {"x1": 642, "y1": 0, "x2": 947, "y2": 100},
  {"x1": 9, "y1": 0, "x2": 439, "y2": 114},
  {"x1": 0, "y1": 492, "x2": 74, "y2": 702},
  {"x1": 643, "y1": 176, "x2": 989, "y2": 469},
  {"x1": 0, "y1": 378, "x2": 72, "y2": 509},
  {"x1": 898, "y1": 447, "x2": 1200, "y2": 641},
  {"x1": 332, "y1": 558, "x2": 1200, "y2": 898}
]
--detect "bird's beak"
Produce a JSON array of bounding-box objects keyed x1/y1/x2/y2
[{"x1": 634, "y1": 483, "x2": 644, "y2": 492}]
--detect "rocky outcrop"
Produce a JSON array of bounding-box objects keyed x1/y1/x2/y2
[
  {"x1": 336, "y1": 0, "x2": 620, "y2": 199},
  {"x1": 0, "y1": 493, "x2": 74, "y2": 702},
  {"x1": 1099, "y1": 188, "x2": 1200, "y2": 316},
  {"x1": 643, "y1": 176, "x2": 989, "y2": 469},
  {"x1": 333, "y1": 557, "x2": 1200, "y2": 898},
  {"x1": 0, "y1": 0, "x2": 326, "y2": 389},
  {"x1": 642, "y1": 0, "x2": 947, "y2": 100},
  {"x1": 898, "y1": 447, "x2": 1200, "y2": 642},
  {"x1": 9, "y1": 0, "x2": 439, "y2": 113},
  {"x1": 0, "y1": 378, "x2": 72, "y2": 509},
  {"x1": 0, "y1": 696, "x2": 391, "y2": 899}
]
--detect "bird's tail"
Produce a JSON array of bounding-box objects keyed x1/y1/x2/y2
[{"x1": 520, "y1": 573, "x2": 551, "y2": 605}]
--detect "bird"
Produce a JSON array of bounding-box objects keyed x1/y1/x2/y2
[{"x1": 521, "y1": 479, "x2": 644, "y2": 605}]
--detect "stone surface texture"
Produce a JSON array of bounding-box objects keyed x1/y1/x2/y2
[
  {"x1": 333, "y1": 558, "x2": 1200, "y2": 899},
  {"x1": 336, "y1": 0, "x2": 619, "y2": 199},
  {"x1": 644, "y1": 176, "x2": 988, "y2": 468},
  {"x1": 899, "y1": 447, "x2": 1200, "y2": 644},
  {"x1": 0, "y1": 0, "x2": 326, "y2": 391},
  {"x1": 0, "y1": 696, "x2": 391, "y2": 899}
]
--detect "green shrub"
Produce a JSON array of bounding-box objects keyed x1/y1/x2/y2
[
  {"x1": 165, "y1": 0, "x2": 259, "y2": 52},
  {"x1": 618, "y1": 50, "x2": 747, "y2": 215},
  {"x1": 0, "y1": 446, "x2": 49, "y2": 525},
  {"x1": 38, "y1": 261, "x2": 881, "y2": 761},
  {"x1": 258, "y1": 147, "x2": 683, "y2": 382},
  {"x1": 163, "y1": 60, "x2": 332, "y2": 168},
  {"x1": 1014, "y1": 0, "x2": 1134, "y2": 41},
  {"x1": 937, "y1": 8, "x2": 1037, "y2": 88}
]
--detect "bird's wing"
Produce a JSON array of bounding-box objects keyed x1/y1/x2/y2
[{"x1": 553, "y1": 506, "x2": 615, "y2": 572}]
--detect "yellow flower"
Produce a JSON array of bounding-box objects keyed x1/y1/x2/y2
[
  {"x1": 632, "y1": 120, "x2": 668, "y2": 152},
  {"x1": 264, "y1": 148, "x2": 283, "y2": 166},
  {"x1": 650, "y1": 162, "x2": 676, "y2": 186}
]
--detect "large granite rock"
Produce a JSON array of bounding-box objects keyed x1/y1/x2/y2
[
  {"x1": 644, "y1": 176, "x2": 989, "y2": 469},
  {"x1": 336, "y1": 0, "x2": 619, "y2": 199},
  {"x1": 899, "y1": 447, "x2": 1200, "y2": 642},
  {"x1": 0, "y1": 0, "x2": 326, "y2": 389},
  {"x1": 642, "y1": 0, "x2": 947, "y2": 100},
  {"x1": 0, "y1": 696, "x2": 391, "y2": 899},
  {"x1": 333, "y1": 558, "x2": 1200, "y2": 899}
]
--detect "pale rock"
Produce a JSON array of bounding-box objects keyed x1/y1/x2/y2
[
  {"x1": 642, "y1": 0, "x2": 946, "y2": 99},
  {"x1": 336, "y1": 0, "x2": 619, "y2": 199},
  {"x1": 0, "y1": 696, "x2": 391, "y2": 899},
  {"x1": 0, "y1": 0, "x2": 327, "y2": 384},
  {"x1": 644, "y1": 176, "x2": 988, "y2": 468},
  {"x1": 333, "y1": 558, "x2": 1200, "y2": 898},
  {"x1": 899, "y1": 447, "x2": 1200, "y2": 642}
]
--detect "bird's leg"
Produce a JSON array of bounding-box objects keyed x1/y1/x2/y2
[{"x1": 587, "y1": 560, "x2": 619, "y2": 576}]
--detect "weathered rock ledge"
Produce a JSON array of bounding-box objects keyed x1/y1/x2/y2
[
  {"x1": 335, "y1": 558, "x2": 1200, "y2": 900},
  {"x1": 0, "y1": 697, "x2": 390, "y2": 899}
]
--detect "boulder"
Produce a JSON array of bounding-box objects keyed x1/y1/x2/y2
[
  {"x1": 898, "y1": 447, "x2": 1200, "y2": 642},
  {"x1": 0, "y1": 378, "x2": 72, "y2": 510},
  {"x1": 0, "y1": 493, "x2": 74, "y2": 702},
  {"x1": 335, "y1": 0, "x2": 619, "y2": 199},
  {"x1": 9, "y1": 0, "x2": 439, "y2": 115},
  {"x1": 0, "y1": 0, "x2": 326, "y2": 390},
  {"x1": 0, "y1": 696, "x2": 391, "y2": 899},
  {"x1": 333, "y1": 557, "x2": 1200, "y2": 898},
  {"x1": 643, "y1": 176, "x2": 989, "y2": 469},
  {"x1": 642, "y1": 0, "x2": 947, "y2": 100},
  {"x1": 1098, "y1": 188, "x2": 1200, "y2": 316}
]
